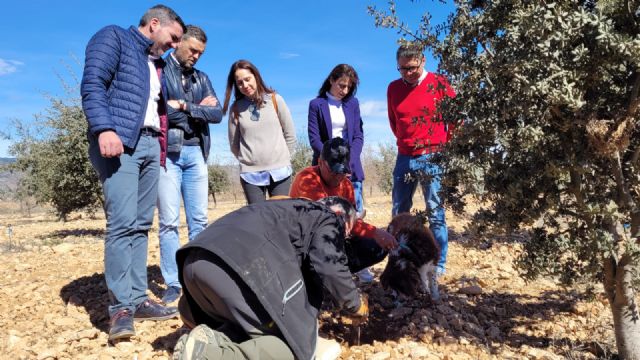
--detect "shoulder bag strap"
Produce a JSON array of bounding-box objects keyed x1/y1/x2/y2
[{"x1": 271, "y1": 93, "x2": 285, "y2": 130}]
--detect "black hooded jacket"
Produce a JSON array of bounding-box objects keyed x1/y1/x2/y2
[{"x1": 176, "y1": 198, "x2": 361, "y2": 360}]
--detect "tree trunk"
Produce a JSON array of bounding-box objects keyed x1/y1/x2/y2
[{"x1": 604, "y1": 254, "x2": 640, "y2": 359}]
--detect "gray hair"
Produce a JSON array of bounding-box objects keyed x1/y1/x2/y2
[
  {"x1": 183, "y1": 25, "x2": 208, "y2": 43},
  {"x1": 396, "y1": 44, "x2": 424, "y2": 61},
  {"x1": 317, "y1": 196, "x2": 357, "y2": 226},
  {"x1": 139, "y1": 4, "x2": 186, "y2": 32}
]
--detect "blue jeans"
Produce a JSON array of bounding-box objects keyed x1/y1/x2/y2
[
  {"x1": 89, "y1": 133, "x2": 160, "y2": 317},
  {"x1": 158, "y1": 146, "x2": 209, "y2": 288},
  {"x1": 351, "y1": 178, "x2": 364, "y2": 214},
  {"x1": 392, "y1": 153, "x2": 448, "y2": 272}
]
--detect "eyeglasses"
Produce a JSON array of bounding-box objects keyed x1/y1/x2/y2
[{"x1": 397, "y1": 58, "x2": 423, "y2": 73}]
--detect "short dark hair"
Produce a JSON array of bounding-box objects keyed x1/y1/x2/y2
[
  {"x1": 321, "y1": 137, "x2": 351, "y2": 174},
  {"x1": 183, "y1": 25, "x2": 207, "y2": 43},
  {"x1": 139, "y1": 4, "x2": 186, "y2": 33},
  {"x1": 317, "y1": 64, "x2": 359, "y2": 100},
  {"x1": 317, "y1": 196, "x2": 356, "y2": 226},
  {"x1": 396, "y1": 44, "x2": 424, "y2": 61}
]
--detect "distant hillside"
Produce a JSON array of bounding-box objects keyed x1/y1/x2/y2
[
  {"x1": 0, "y1": 158, "x2": 19, "y2": 192},
  {"x1": 0, "y1": 158, "x2": 16, "y2": 165}
]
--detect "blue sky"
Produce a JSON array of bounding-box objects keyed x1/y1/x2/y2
[{"x1": 0, "y1": 0, "x2": 453, "y2": 163}]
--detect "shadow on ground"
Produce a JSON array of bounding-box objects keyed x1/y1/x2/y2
[
  {"x1": 39, "y1": 228, "x2": 106, "y2": 240},
  {"x1": 59, "y1": 265, "x2": 165, "y2": 334}
]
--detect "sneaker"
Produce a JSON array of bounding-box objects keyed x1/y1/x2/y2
[
  {"x1": 162, "y1": 286, "x2": 182, "y2": 305},
  {"x1": 356, "y1": 268, "x2": 375, "y2": 283},
  {"x1": 109, "y1": 309, "x2": 135, "y2": 341},
  {"x1": 134, "y1": 299, "x2": 178, "y2": 322},
  {"x1": 173, "y1": 324, "x2": 227, "y2": 360}
]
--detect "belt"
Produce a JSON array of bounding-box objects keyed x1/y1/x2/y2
[{"x1": 140, "y1": 127, "x2": 160, "y2": 137}]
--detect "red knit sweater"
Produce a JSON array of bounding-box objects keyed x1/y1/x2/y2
[
  {"x1": 289, "y1": 166, "x2": 377, "y2": 239},
  {"x1": 387, "y1": 72, "x2": 456, "y2": 156}
]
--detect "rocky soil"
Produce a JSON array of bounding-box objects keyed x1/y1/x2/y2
[{"x1": 0, "y1": 196, "x2": 618, "y2": 359}]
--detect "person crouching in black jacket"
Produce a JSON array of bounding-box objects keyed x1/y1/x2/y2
[{"x1": 173, "y1": 196, "x2": 368, "y2": 360}]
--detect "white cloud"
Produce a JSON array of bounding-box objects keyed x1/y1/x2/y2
[
  {"x1": 0, "y1": 58, "x2": 24, "y2": 76},
  {"x1": 279, "y1": 52, "x2": 300, "y2": 59},
  {"x1": 359, "y1": 100, "x2": 387, "y2": 118}
]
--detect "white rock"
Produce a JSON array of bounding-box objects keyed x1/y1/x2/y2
[
  {"x1": 316, "y1": 337, "x2": 341, "y2": 360},
  {"x1": 371, "y1": 352, "x2": 391, "y2": 360},
  {"x1": 410, "y1": 346, "x2": 429, "y2": 358},
  {"x1": 526, "y1": 347, "x2": 562, "y2": 360},
  {"x1": 7, "y1": 335, "x2": 22, "y2": 349},
  {"x1": 53, "y1": 317, "x2": 76, "y2": 327},
  {"x1": 36, "y1": 349, "x2": 56, "y2": 360},
  {"x1": 114, "y1": 341, "x2": 135, "y2": 352},
  {"x1": 52, "y1": 243, "x2": 74, "y2": 254},
  {"x1": 15, "y1": 263, "x2": 32, "y2": 271},
  {"x1": 74, "y1": 328, "x2": 99, "y2": 341}
]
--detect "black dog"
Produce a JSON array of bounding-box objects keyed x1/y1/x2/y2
[{"x1": 380, "y1": 213, "x2": 441, "y2": 301}]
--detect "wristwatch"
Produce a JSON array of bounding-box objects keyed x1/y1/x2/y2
[{"x1": 178, "y1": 99, "x2": 187, "y2": 111}]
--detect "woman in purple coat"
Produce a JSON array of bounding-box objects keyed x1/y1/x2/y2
[{"x1": 307, "y1": 64, "x2": 372, "y2": 282}]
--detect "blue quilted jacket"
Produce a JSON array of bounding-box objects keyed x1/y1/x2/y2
[{"x1": 81, "y1": 25, "x2": 165, "y2": 151}]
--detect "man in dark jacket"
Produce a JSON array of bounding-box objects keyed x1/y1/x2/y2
[
  {"x1": 157, "y1": 24, "x2": 223, "y2": 305},
  {"x1": 80, "y1": 5, "x2": 186, "y2": 341},
  {"x1": 172, "y1": 197, "x2": 369, "y2": 360}
]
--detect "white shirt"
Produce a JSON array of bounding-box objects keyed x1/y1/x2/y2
[
  {"x1": 416, "y1": 69, "x2": 428, "y2": 85},
  {"x1": 326, "y1": 92, "x2": 346, "y2": 138},
  {"x1": 143, "y1": 55, "x2": 162, "y2": 131}
]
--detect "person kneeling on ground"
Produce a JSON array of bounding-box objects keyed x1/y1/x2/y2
[
  {"x1": 290, "y1": 137, "x2": 398, "y2": 283},
  {"x1": 173, "y1": 196, "x2": 368, "y2": 360}
]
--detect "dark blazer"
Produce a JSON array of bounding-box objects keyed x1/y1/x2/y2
[
  {"x1": 176, "y1": 198, "x2": 360, "y2": 360},
  {"x1": 308, "y1": 96, "x2": 365, "y2": 181}
]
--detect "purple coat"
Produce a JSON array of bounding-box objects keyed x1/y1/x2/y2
[{"x1": 307, "y1": 96, "x2": 365, "y2": 181}]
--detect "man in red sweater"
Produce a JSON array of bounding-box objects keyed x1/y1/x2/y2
[
  {"x1": 387, "y1": 44, "x2": 456, "y2": 275},
  {"x1": 290, "y1": 138, "x2": 397, "y2": 280}
]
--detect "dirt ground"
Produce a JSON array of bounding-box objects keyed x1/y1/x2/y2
[{"x1": 0, "y1": 195, "x2": 617, "y2": 359}]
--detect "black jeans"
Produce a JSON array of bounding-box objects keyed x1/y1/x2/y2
[
  {"x1": 344, "y1": 236, "x2": 388, "y2": 273},
  {"x1": 240, "y1": 176, "x2": 291, "y2": 204}
]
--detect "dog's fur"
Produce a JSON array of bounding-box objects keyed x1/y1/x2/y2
[{"x1": 380, "y1": 213, "x2": 441, "y2": 301}]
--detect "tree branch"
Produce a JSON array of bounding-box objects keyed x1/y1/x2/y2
[
  {"x1": 631, "y1": 145, "x2": 640, "y2": 167},
  {"x1": 611, "y1": 151, "x2": 634, "y2": 210},
  {"x1": 603, "y1": 255, "x2": 617, "y2": 306},
  {"x1": 628, "y1": 70, "x2": 640, "y2": 117},
  {"x1": 569, "y1": 168, "x2": 585, "y2": 208},
  {"x1": 614, "y1": 253, "x2": 639, "y2": 321}
]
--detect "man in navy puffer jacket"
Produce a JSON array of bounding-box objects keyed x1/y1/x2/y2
[{"x1": 81, "y1": 4, "x2": 186, "y2": 341}]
